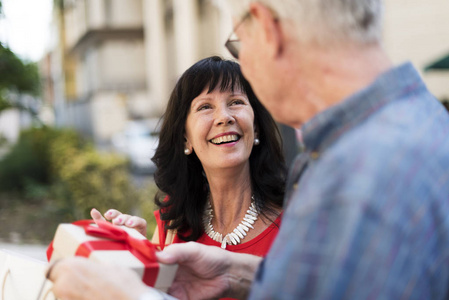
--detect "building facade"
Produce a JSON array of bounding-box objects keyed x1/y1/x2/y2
[
  {"x1": 48, "y1": 0, "x2": 233, "y2": 144},
  {"x1": 384, "y1": 0, "x2": 449, "y2": 101},
  {"x1": 46, "y1": 0, "x2": 449, "y2": 145}
]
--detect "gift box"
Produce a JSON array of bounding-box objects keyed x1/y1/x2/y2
[
  {"x1": 0, "y1": 249, "x2": 55, "y2": 300},
  {"x1": 47, "y1": 220, "x2": 178, "y2": 292}
]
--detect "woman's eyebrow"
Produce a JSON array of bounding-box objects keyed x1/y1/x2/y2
[
  {"x1": 228, "y1": 92, "x2": 246, "y2": 97},
  {"x1": 192, "y1": 96, "x2": 213, "y2": 104}
]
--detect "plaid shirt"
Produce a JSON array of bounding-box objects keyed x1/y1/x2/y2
[{"x1": 249, "y1": 63, "x2": 449, "y2": 300}]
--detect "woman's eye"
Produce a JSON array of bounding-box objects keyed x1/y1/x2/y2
[
  {"x1": 198, "y1": 104, "x2": 211, "y2": 111},
  {"x1": 230, "y1": 99, "x2": 245, "y2": 106}
]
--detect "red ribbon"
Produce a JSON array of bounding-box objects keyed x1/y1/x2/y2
[{"x1": 47, "y1": 220, "x2": 159, "y2": 287}]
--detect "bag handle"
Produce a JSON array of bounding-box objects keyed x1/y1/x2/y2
[
  {"x1": 41, "y1": 287, "x2": 54, "y2": 300},
  {"x1": 36, "y1": 260, "x2": 60, "y2": 300},
  {"x1": 1, "y1": 269, "x2": 10, "y2": 300},
  {"x1": 0, "y1": 259, "x2": 55, "y2": 300}
]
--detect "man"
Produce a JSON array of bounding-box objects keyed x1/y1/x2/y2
[{"x1": 49, "y1": 0, "x2": 449, "y2": 299}]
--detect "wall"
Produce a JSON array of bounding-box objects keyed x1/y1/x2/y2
[{"x1": 384, "y1": 1, "x2": 449, "y2": 99}]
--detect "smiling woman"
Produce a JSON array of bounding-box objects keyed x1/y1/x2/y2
[
  {"x1": 150, "y1": 56, "x2": 286, "y2": 250},
  {"x1": 92, "y1": 57, "x2": 286, "y2": 264}
]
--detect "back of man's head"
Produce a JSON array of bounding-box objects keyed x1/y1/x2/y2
[{"x1": 227, "y1": 0, "x2": 384, "y2": 46}]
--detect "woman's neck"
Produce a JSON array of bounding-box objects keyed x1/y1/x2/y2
[{"x1": 204, "y1": 163, "x2": 253, "y2": 234}]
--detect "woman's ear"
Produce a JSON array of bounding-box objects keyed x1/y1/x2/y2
[
  {"x1": 253, "y1": 127, "x2": 260, "y2": 146},
  {"x1": 185, "y1": 139, "x2": 192, "y2": 150},
  {"x1": 254, "y1": 123, "x2": 259, "y2": 138},
  {"x1": 184, "y1": 138, "x2": 193, "y2": 155}
]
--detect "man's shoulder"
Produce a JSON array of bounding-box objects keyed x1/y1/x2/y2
[
  {"x1": 337, "y1": 93, "x2": 449, "y2": 159},
  {"x1": 306, "y1": 94, "x2": 449, "y2": 191}
]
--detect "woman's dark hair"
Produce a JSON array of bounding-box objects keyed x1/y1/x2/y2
[{"x1": 152, "y1": 56, "x2": 286, "y2": 241}]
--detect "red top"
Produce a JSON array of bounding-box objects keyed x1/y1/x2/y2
[{"x1": 153, "y1": 210, "x2": 282, "y2": 256}]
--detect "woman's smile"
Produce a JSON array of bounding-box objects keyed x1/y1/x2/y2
[
  {"x1": 209, "y1": 132, "x2": 241, "y2": 145},
  {"x1": 185, "y1": 88, "x2": 256, "y2": 171}
]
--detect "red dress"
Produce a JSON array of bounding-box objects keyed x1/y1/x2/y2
[
  {"x1": 153, "y1": 210, "x2": 282, "y2": 256},
  {"x1": 153, "y1": 210, "x2": 282, "y2": 300}
]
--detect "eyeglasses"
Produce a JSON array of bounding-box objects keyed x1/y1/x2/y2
[{"x1": 224, "y1": 12, "x2": 251, "y2": 59}]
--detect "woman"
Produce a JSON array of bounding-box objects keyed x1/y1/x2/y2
[{"x1": 92, "y1": 56, "x2": 286, "y2": 256}]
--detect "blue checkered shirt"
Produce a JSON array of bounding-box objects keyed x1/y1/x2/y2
[{"x1": 249, "y1": 63, "x2": 449, "y2": 299}]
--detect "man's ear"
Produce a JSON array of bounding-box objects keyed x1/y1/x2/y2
[{"x1": 249, "y1": 2, "x2": 283, "y2": 58}]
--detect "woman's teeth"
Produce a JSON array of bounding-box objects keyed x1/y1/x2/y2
[{"x1": 210, "y1": 134, "x2": 239, "y2": 145}]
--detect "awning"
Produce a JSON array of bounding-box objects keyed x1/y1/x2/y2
[{"x1": 425, "y1": 53, "x2": 449, "y2": 71}]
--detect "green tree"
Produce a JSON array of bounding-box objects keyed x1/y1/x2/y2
[
  {"x1": 0, "y1": 44, "x2": 41, "y2": 113},
  {"x1": 0, "y1": 0, "x2": 41, "y2": 116}
]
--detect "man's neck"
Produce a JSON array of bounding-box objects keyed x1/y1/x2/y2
[
  {"x1": 313, "y1": 43, "x2": 392, "y2": 107},
  {"x1": 285, "y1": 41, "x2": 392, "y2": 128}
]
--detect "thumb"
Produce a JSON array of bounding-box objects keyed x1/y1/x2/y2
[
  {"x1": 156, "y1": 242, "x2": 206, "y2": 264},
  {"x1": 91, "y1": 208, "x2": 106, "y2": 223},
  {"x1": 156, "y1": 247, "x2": 178, "y2": 264}
]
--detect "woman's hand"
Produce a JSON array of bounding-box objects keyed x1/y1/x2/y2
[{"x1": 90, "y1": 208, "x2": 148, "y2": 237}]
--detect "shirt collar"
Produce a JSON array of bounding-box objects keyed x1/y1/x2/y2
[{"x1": 301, "y1": 62, "x2": 426, "y2": 153}]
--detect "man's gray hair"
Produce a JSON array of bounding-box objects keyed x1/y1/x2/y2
[{"x1": 226, "y1": 0, "x2": 384, "y2": 45}]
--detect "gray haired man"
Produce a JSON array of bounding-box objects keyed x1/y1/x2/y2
[
  {"x1": 49, "y1": 1, "x2": 449, "y2": 299},
  {"x1": 163, "y1": 0, "x2": 449, "y2": 298}
]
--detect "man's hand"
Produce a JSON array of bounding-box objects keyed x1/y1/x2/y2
[
  {"x1": 157, "y1": 242, "x2": 262, "y2": 300},
  {"x1": 48, "y1": 257, "x2": 148, "y2": 300}
]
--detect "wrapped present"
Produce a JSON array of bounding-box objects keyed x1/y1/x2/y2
[{"x1": 47, "y1": 220, "x2": 178, "y2": 292}]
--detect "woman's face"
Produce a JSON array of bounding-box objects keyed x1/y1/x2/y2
[{"x1": 185, "y1": 87, "x2": 256, "y2": 173}]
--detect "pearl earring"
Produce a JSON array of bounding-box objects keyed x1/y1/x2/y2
[
  {"x1": 184, "y1": 148, "x2": 191, "y2": 155},
  {"x1": 254, "y1": 138, "x2": 260, "y2": 145}
]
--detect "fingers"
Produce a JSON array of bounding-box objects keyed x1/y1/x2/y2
[
  {"x1": 123, "y1": 216, "x2": 148, "y2": 237},
  {"x1": 90, "y1": 208, "x2": 106, "y2": 222},
  {"x1": 157, "y1": 242, "x2": 209, "y2": 264},
  {"x1": 45, "y1": 259, "x2": 62, "y2": 280},
  {"x1": 102, "y1": 209, "x2": 131, "y2": 225},
  {"x1": 100, "y1": 209, "x2": 148, "y2": 236},
  {"x1": 47, "y1": 258, "x2": 70, "y2": 282},
  {"x1": 47, "y1": 257, "x2": 148, "y2": 300},
  {"x1": 111, "y1": 213, "x2": 133, "y2": 226},
  {"x1": 46, "y1": 257, "x2": 88, "y2": 299},
  {"x1": 91, "y1": 208, "x2": 148, "y2": 236},
  {"x1": 103, "y1": 209, "x2": 123, "y2": 221}
]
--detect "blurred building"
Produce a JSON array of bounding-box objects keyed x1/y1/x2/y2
[
  {"x1": 50, "y1": 0, "x2": 148, "y2": 142},
  {"x1": 384, "y1": 0, "x2": 449, "y2": 101},
  {"x1": 43, "y1": 0, "x2": 449, "y2": 147},
  {"x1": 46, "y1": 0, "x2": 233, "y2": 144}
]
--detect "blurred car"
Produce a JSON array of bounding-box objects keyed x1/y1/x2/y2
[{"x1": 112, "y1": 120, "x2": 160, "y2": 174}]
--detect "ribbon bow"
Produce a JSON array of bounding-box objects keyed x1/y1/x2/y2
[
  {"x1": 74, "y1": 219, "x2": 157, "y2": 262},
  {"x1": 47, "y1": 220, "x2": 159, "y2": 286}
]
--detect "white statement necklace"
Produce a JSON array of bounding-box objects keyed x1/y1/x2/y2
[{"x1": 202, "y1": 196, "x2": 259, "y2": 249}]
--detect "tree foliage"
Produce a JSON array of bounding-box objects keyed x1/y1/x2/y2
[
  {"x1": 0, "y1": 44, "x2": 40, "y2": 94},
  {"x1": 0, "y1": 44, "x2": 41, "y2": 122},
  {"x1": 0, "y1": 0, "x2": 41, "y2": 113}
]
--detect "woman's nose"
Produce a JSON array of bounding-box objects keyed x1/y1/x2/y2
[{"x1": 215, "y1": 107, "x2": 235, "y2": 126}]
